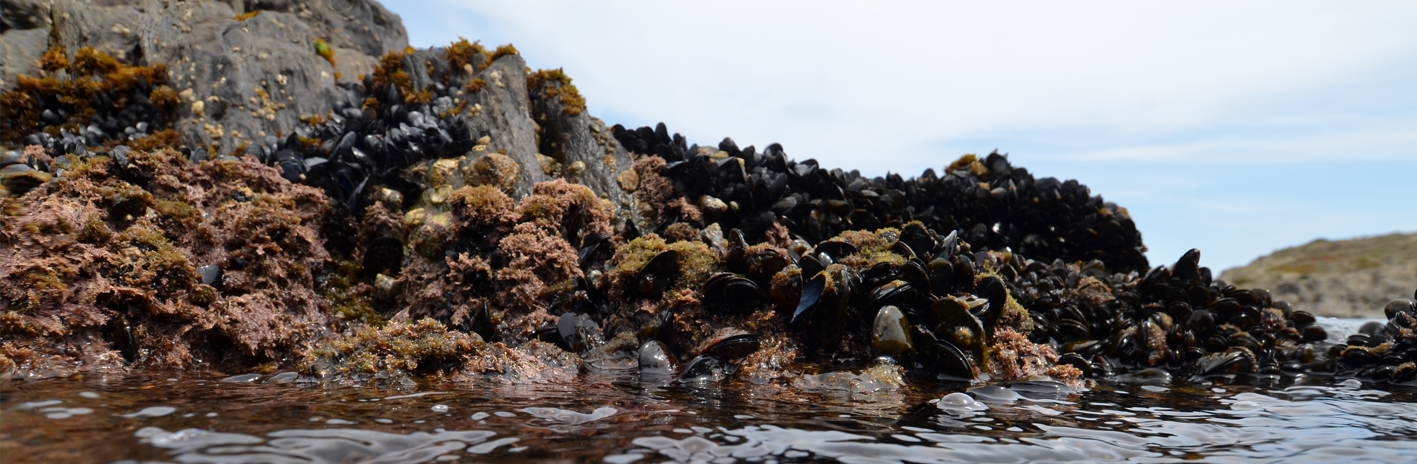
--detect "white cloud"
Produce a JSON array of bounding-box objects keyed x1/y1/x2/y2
[{"x1": 398, "y1": 1, "x2": 1417, "y2": 154}]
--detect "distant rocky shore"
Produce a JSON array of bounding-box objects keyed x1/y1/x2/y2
[
  {"x1": 1221, "y1": 233, "x2": 1417, "y2": 320},
  {"x1": 2, "y1": 0, "x2": 1414, "y2": 389}
]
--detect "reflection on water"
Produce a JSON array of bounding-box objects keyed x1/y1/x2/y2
[{"x1": 3, "y1": 374, "x2": 1416, "y2": 463}]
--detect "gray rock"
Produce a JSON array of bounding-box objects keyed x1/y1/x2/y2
[
  {"x1": 0, "y1": 27, "x2": 47, "y2": 90},
  {"x1": 3, "y1": 0, "x2": 640, "y2": 227},
  {"x1": 528, "y1": 75, "x2": 639, "y2": 228},
  {"x1": 27, "y1": 0, "x2": 405, "y2": 154},
  {"x1": 394, "y1": 47, "x2": 549, "y2": 199},
  {"x1": 0, "y1": 0, "x2": 51, "y2": 90}
]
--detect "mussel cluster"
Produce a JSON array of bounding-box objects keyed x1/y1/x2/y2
[
  {"x1": 245, "y1": 76, "x2": 475, "y2": 212},
  {"x1": 1336, "y1": 293, "x2": 1417, "y2": 385},
  {"x1": 1, "y1": 47, "x2": 178, "y2": 157},
  {"x1": 1005, "y1": 247, "x2": 1330, "y2": 383},
  {"x1": 771, "y1": 225, "x2": 1038, "y2": 382},
  {"x1": 612, "y1": 123, "x2": 1149, "y2": 273}
]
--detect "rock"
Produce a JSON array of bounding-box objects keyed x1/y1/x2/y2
[
  {"x1": 527, "y1": 70, "x2": 639, "y2": 228},
  {"x1": 28, "y1": 0, "x2": 406, "y2": 153},
  {"x1": 0, "y1": 0, "x2": 51, "y2": 90},
  {"x1": 1220, "y1": 233, "x2": 1417, "y2": 319}
]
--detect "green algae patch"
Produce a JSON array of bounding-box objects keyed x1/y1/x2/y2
[
  {"x1": 303, "y1": 318, "x2": 580, "y2": 385},
  {"x1": 609, "y1": 234, "x2": 721, "y2": 295}
]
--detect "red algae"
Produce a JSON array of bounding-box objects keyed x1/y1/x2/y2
[
  {"x1": 494, "y1": 222, "x2": 581, "y2": 336},
  {"x1": 0, "y1": 148, "x2": 333, "y2": 377}
]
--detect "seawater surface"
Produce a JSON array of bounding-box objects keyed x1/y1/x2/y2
[
  {"x1": 2, "y1": 318, "x2": 1413, "y2": 463},
  {"x1": 3, "y1": 371, "x2": 1416, "y2": 464}
]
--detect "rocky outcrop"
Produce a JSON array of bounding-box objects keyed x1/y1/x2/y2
[
  {"x1": 1, "y1": 0, "x2": 637, "y2": 214},
  {"x1": 1220, "y1": 233, "x2": 1417, "y2": 319}
]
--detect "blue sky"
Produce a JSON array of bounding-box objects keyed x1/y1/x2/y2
[{"x1": 382, "y1": 1, "x2": 1417, "y2": 273}]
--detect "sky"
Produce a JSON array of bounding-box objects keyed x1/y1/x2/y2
[{"x1": 382, "y1": 0, "x2": 1417, "y2": 273}]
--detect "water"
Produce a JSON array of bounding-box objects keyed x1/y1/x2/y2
[{"x1": 3, "y1": 372, "x2": 1416, "y2": 463}]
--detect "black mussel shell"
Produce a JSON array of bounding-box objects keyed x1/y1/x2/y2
[
  {"x1": 926, "y1": 258, "x2": 954, "y2": 295},
  {"x1": 792, "y1": 272, "x2": 827, "y2": 324},
  {"x1": 556, "y1": 313, "x2": 602, "y2": 353},
  {"x1": 871, "y1": 305, "x2": 913, "y2": 357},
  {"x1": 974, "y1": 275, "x2": 1008, "y2": 325},
  {"x1": 102, "y1": 312, "x2": 140, "y2": 362},
  {"x1": 913, "y1": 327, "x2": 977, "y2": 382},
  {"x1": 197, "y1": 265, "x2": 224, "y2": 288},
  {"x1": 890, "y1": 240, "x2": 917, "y2": 260},
  {"x1": 699, "y1": 333, "x2": 761, "y2": 360},
  {"x1": 899, "y1": 260, "x2": 931, "y2": 296},
  {"x1": 928, "y1": 297, "x2": 988, "y2": 363},
  {"x1": 814, "y1": 241, "x2": 857, "y2": 262},
  {"x1": 899, "y1": 223, "x2": 936, "y2": 258},
  {"x1": 1298, "y1": 324, "x2": 1327, "y2": 343},
  {"x1": 745, "y1": 247, "x2": 788, "y2": 285},
  {"x1": 799, "y1": 251, "x2": 826, "y2": 280},
  {"x1": 1385, "y1": 299, "x2": 1415, "y2": 320},
  {"x1": 635, "y1": 250, "x2": 680, "y2": 298},
  {"x1": 1186, "y1": 347, "x2": 1256, "y2": 379},
  {"x1": 1289, "y1": 310, "x2": 1316, "y2": 327},
  {"x1": 1056, "y1": 353, "x2": 1093, "y2": 378},
  {"x1": 1172, "y1": 248, "x2": 1202, "y2": 282}
]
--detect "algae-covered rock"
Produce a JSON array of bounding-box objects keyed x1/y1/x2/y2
[
  {"x1": 302, "y1": 318, "x2": 579, "y2": 385},
  {"x1": 0, "y1": 147, "x2": 333, "y2": 376}
]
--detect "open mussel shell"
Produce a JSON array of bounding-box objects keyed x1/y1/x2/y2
[
  {"x1": 927, "y1": 296, "x2": 989, "y2": 366},
  {"x1": 699, "y1": 333, "x2": 762, "y2": 361},
  {"x1": 1185, "y1": 347, "x2": 1256, "y2": 379},
  {"x1": 703, "y1": 273, "x2": 766, "y2": 314},
  {"x1": 813, "y1": 240, "x2": 857, "y2": 262},
  {"x1": 912, "y1": 326, "x2": 977, "y2": 382},
  {"x1": 871, "y1": 306, "x2": 913, "y2": 358},
  {"x1": 635, "y1": 250, "x2": 680, "y2": 298},
  {"x1": 792, "y1": 272, "x2": 827, "y2": 324},
  {"x1": 679, "y1": 355, "x2": 727, "y2": 384}
]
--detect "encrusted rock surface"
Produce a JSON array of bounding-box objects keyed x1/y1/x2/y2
[{"x1": 2, "y1": 0, "x2": 1413, "y2": 391}]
